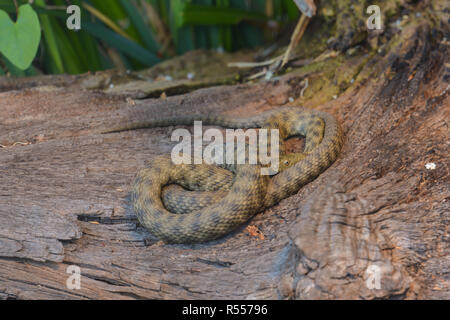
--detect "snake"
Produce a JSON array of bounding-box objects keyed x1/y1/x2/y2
[{"x1": 104, "y1": 106, "x2": 344, "y2": 243}]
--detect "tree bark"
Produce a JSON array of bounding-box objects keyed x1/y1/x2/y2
[{"x1": 0, "y1": 3, "x2": 448, "y2": 300}]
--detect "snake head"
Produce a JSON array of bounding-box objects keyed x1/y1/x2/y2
[{"x1": 278, "y1": 153, "x2": 308, "y2": 172}]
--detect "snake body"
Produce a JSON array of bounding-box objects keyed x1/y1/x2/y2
[{"x1": 106, "y1": 107, "x2": 343, "y2": 243}]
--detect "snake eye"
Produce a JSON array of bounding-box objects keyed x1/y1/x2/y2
[{"x1": 284, "y1": 160, "x2": 289, "y2": 166}]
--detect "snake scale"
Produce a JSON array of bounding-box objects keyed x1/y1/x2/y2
[{"x1": 105, "y1": 107, "x2": 344, "y2": 243}]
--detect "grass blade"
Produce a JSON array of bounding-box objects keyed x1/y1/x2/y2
[
  {"x1": 119, "y1": 0, "x2": 160, "y2": 53},
  {"x1": 83, "y1": 21, "x2": 160, "y2": 66}
]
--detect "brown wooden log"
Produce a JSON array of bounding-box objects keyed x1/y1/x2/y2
[{"x1": 0, "y1": 11, "x2": 448, "y2": 300}]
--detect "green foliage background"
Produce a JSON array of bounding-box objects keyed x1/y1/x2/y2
[{"x1": 0, "y1": 0, "x2": 300, "y2": 76}]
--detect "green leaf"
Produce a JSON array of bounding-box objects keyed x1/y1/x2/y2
[
  {"x1": 119, "y1": 0, "x2": 160, "y2": 53},
  {"x1": 83, "y1": 21, "x2": 160, "y2": 66},
  {"x1": 35, "y1": 0, "x2": 64, "y2": 74},
  {"x1": 0, "y1": 4, "x2": 41, "y2": 70},
  {"x1": 178, "y1": 3, "x2": 268, "y2": 27}
]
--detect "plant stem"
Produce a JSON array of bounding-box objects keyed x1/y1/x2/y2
[
  {"x1": 13, "y1": 0, "x2": 18, "y2": 14},
  {"x1": 281, "y1": 14, "x2": 310, "y2": 67}
]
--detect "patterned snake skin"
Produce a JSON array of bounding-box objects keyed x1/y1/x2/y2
[{"x1": 105, "y1": 107, "x2": 344, "y2": 243}]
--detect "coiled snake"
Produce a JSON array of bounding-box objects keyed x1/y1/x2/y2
[{"x1": 105, "y1": 107, "x2": 343, "y2": 243}]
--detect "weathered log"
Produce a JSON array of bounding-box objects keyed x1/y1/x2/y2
[{"x1": 0, "y1": 5, "x2": 448, "y2": 300}]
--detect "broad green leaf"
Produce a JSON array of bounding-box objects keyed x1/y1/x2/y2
[{"x1": 0, "y1": 4, "x2": 41, "y2": 70}]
